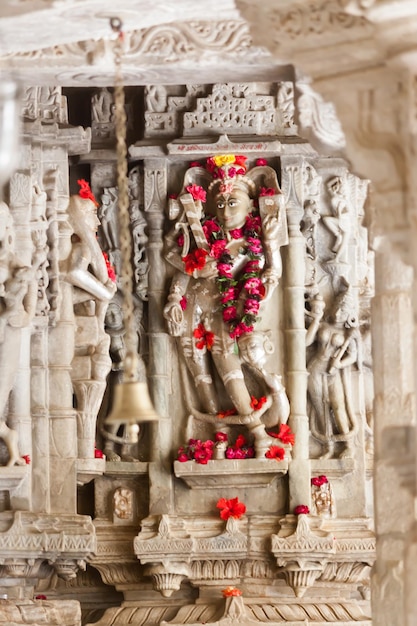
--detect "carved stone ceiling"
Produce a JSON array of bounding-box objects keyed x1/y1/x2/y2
[{"x1": 1, "y1": 0, "x2": 417, "y2": 86}]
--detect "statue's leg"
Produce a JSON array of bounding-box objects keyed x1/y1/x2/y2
[
  {"x1": 0, "y1": 422, "x2": 24, "y2": 466},
  {"x1": 212, "y1": 352, "x2": 253, "y2": 416},
  {"x1": 180, "y1": 337, "x2": 219, "y2": 414}
]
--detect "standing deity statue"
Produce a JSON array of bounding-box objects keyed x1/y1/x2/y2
[
  {"x1": 164, "y1": 155, "x2": 289, "y2": 453},
  {"x1": 305, "y1": 286, "x2": 360, "y2": 459}
]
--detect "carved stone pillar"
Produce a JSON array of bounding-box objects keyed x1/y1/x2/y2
[
  {"x1": 281, "y1": 156, "x2": 311, "y2": 510},
  {"x1": 143, "y1": 159, "x2": 173, "y2": 514},
  {"x1": 371, "y1": 241, "x2": 416, "y2": 626}
]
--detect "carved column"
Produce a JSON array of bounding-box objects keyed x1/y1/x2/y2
[
  {"x1": 371, "y1": 241, "x2": 416, "y2": 626},
  {"x1": 144, "y1": 159, "x2": 173, "y2": 514},
  {"x1": 281, "y1": 156, "x2": 311, "y2": 510}
]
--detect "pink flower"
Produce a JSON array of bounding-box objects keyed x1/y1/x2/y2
[
  {"x1": 222, "y1": 306, "x2": 238, "y2": 322},
  {"x1": 244, "y1": 276, "x2": 263, "y2": 293},
  {"x1": 180, "y1": 296, "x2": 187, "y2": 310},
  {"x1": 216, "y1": 497, "x2": 246, "y2": 520},
  {"x1": 311, "y1": 475, "x2": 328, "y2": 487},
  {"x1": 210, "y1": 240, "x2": 227, "y2": 259},
  {"x1": 228, "y1": 167, "x2": 237, "y2": 178},
  {"x1": 246, "y1": 237, "x2": 263, "y2": 255},
  {"x1": 256, "y1": 158, "x2": 268, "y2": 166},
  {"x1": 229, "y1": 227, "x2": 244, "y2": 239},
  {"x1": 236, "y1": 168, "x2": 246, "y2": 175},
  {"x1": 194, "y1": 448, "x2": 213, "y2": 464},
  {"x1": 233, "y1": 448, "x2": 246, "y2": 459},
  {"x1": 168, "y1": 193, "x2": 178, "y2": 199},
  {"x1": 245, "y1": 215, "x2": 262, "y2": 231},
  {"x1": 190, "y1": 161, "x2": 202, "y2": 167},
  {"x1": 22, "y1": 454, "x2": 31, "y2": 465},
  {"x1": 94, "y1": 449, "x2": 104, "y2": 459},
  {"x1": 203, "y1": 219, "x2": 221, "y2": 238},
  {"x1": 186, "y1": 184, "x2": 207, "y2": 202},
  {"x1": 177, "y1": 453, "x2": 189, "y2": 463},
  {"x1": 215, "y1": 432, "x2": 228, "y2": 443},
  {"x1": 217, "y1": 263, "x2": 233, "y2": 278},
  {"x1": 230, "y1": 321, "x2": 254, "y2": 339},
  {"x1": 177, "y1": 233, "x2": 184, "y2": 248},
  {"x1": 221, "y1": 287, "x2": 238, "y2": 302},
  {"x1": 259, "y1": 187, "x2": 275, "y2": 196},
  {"x1": 294, "y1": 505, "x2": 310, "y2": 515},
  {"x1": 244, "y1": 299, "x2": 260, "y2": 315}
]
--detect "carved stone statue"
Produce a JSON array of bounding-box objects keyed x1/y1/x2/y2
[
  {"x1": 0, "y1": 202, "x2": 38, "y2": 466},
  {"x1": 306, "y1": 286, "x2": 360, "y2": 459},
  {"x1": 66, "y1": 184, "x2": 117, "y2": 459},
  {"x1": 164, "y1": 155, "x2": 288, "y2": 453},
  {"x1": 322, "y1": 175, "x2": 351, "y2": 263}
]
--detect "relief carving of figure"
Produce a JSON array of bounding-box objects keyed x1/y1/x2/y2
[
  {"x1": 322, "y1": 176, "x2": 351, "y2": 263},
  {"x1": 305, "y1": 286, "x2": 360, "y2": 459},
  {"x1": 164, "y1": 155, "x2": 289, "y2": 453},
  {"x1": 0, "y1": 201, "x2": 42, "y2": 465}
]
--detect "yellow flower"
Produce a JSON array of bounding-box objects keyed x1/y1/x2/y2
[{"x1": 213, "y1": 154, "x2": 235, "y2": 167}]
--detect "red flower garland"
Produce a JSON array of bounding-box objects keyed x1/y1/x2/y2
[{"x1": 202, "y1": 213, "x2": 266, "y2": 339}]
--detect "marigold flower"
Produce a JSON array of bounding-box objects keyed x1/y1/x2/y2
[
  {"x1": 216, "y1": 497, "x2": 246, "y2": 520},
  {"x1": 265, "y1": 445, "x2": 285, "y2": 461},
  {"x1": 213, "y1": 154, "x2": 236, "y2": 167},
  {"x1": 234, "y1": 155, "x2": 247, "y2": 167}
]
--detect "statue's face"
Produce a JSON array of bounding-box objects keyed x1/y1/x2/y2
[
  {"x1": 239, "y1": 335, "x2": 267, "y2": 367},
  {"x1": 84, "y1": 206, "x2": 100, "y2": 233},
  {"x1": 215, "y1": 188, "x2": 251, "y2": 231}
]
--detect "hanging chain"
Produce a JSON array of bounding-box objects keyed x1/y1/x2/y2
[{"x1": 111, "y1": 18, "x2": 137, "y2": 381}]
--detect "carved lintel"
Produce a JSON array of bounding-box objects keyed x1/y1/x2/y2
[{"x1": 167, "y1": 133, "x2": 283, "y2": 157}]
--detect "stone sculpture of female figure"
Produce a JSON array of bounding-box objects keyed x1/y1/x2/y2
[
  {"x1": 0, "y1": 202, "x2": 39, "y2": 466},
  {"x1": 305, "y1": 287, "x2": 360, "y2": 459},
  {"x1": 164, "y1": 155, "x2": 288, "y2": 450}
]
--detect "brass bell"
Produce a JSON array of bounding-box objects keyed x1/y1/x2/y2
[{"x1": 105, "y1": 380, "x2": 160, "y2": 427}]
